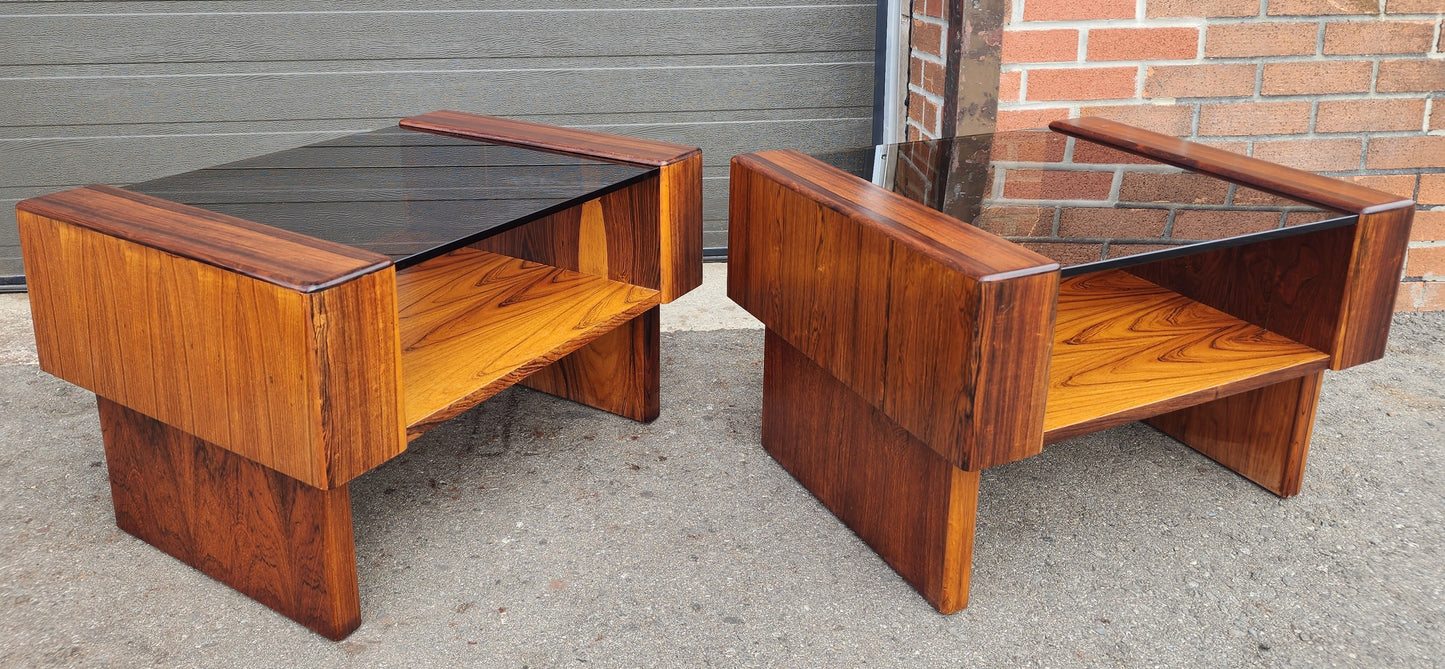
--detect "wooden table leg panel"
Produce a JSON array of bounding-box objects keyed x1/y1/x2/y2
[
  {"x1": 763, "y1": 330, "x2": 978, "y2": 613},
  {"x1": 1145, "y1": 371, "x2": 1324, "y2": 498},
  {"x1": 521, "y1": 307, "x2": 660, "y2": 422},
  {"x1": 98, "y1": 397, "x2": 361, "y2": 641}
]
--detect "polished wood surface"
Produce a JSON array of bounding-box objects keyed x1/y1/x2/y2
[
  {"x1": 421, "y1": 110, "x2": 704, "y2": 303},
  {"x1": 401, "y1": 110, "x2": 700, "y2": 167},
  {"x1": 1332, "y1": 207, "x2": 1414, "y2": 369},
  {"x1": 100, "y1": 398, "x2": 360, "y2": 640},
  {"x1": 18, "y1": 211, "x2": 406, "y2": 489},
  {"x1": 1148, "y1": 372, "x2": 1323, "y2": 497},
  {"x1": 763, "y1": 330, "x2": 978, "y2": 613},
  {"x1": 397, "y1": 246, "x2": 659, "y2": 438},
  {"x1": 1050, "y1": 118, "x2": 1414, "y2": 216},
  {"x1": 1043, "y1": 270, "x2": 1330, "y2": 444},
  {"x1": 17, "y1": 185, "x2": 389, "y2": 293},
  {"x1": 522, "y1": 307, "x2": 660, "y2": 422},
  {"x1": 729, "y1": 150, "x2": 1058, "y2": 471}
]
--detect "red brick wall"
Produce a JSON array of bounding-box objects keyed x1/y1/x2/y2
[
  {"x1": 907, "y1": 0, "x2": 950, "y2": 139},
  {"x1": 994, "y1": 1, "x2": 1445, "y2": 310}
]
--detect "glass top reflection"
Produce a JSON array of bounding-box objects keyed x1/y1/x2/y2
[
  {"x1": 810, "y1": 130, "x2": 1356, "y2": 276},
  {"x1": 125, "y1": 126, "x2": 651, "y2": 268}
]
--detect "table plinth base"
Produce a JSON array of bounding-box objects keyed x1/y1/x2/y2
[
  {"x1": 761, "y1": 329, "x2": 979, "y2": 613},
  {"x1": 98, "y1": 398, "x2": 361, "y2": 641},
  {"x1": 522, "y1": 308, "x2": 660, "y2": 422}
]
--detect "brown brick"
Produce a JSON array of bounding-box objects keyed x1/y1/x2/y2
[
  {"x1": 1079, "y1": 104, "x2": 1193, "y2": 136},
  {"x1": 1204, "y1": 23, "x2": 1318, "y2": 57},
  {"x1": 913, "y1": 19, "x2": 943, "y2": 57},
  {"x1": 1418, "y1": 174, "x2": 1445, "y2": 205},
  {"x1": 1108, "y1": 243, "x2": 1178, "y2": 258},
  {"x1": 1072, "y1": 142, "x2": 1158, "y2": 164},
  {"x1": 1285, "y1": 211, "x2": 1340, "y2": 226},
  {"x1": 1253, "y1": 138, "x2": 1363, "y2": 171},
  {"x1": 977, "y1": 206, "x2": 1056, "y2": 236},
  {"x1": 1199, "y1": 102, "x2": 1312, "y2": 136},
  {"x1": 1261, "y1": 61, "x2": 1373, "y2": 95},
  {"x1": 1002, "y1": 169, "x2": 1116, "y2": 200},
  {"x1": 1200, "y1": 140, "x2": 1251, "y2": 155},
  {"x1": 1316, "y1": 99, "x2": 1428, "y2": 133},
  {"x1": 1410, "y1": 208, "x2": 1445, "y2": 237},
  {"x1": 1377, "y1": 60, "x2": 1445, "y2": 94},
  {"x1": 1087, "y1": 27, "x2": 1200, "y2": 61},
  {"x1": 1367, "y1": 136, "x2": 1445, "y2": 169},
  {"x1": 1423, "y1": 282, "x2": 1445, "y2": 311},
  {"x1": 1385, "y1": 0, "x2": 1445, "y2": 12},
  {"x1": 914, "y1": 0, "x2": 946, "y2": 18},
  {"x1": 1404, "y1": 245, "x2": 1445, "y2": 278},
  {"x1": 1234, "y1": 187, "x2": 1300, "y2": 206},
  {"x1": 1324, "y1": 21, "x2": 1436, "y2": 55},
  {"x1": 989, "y1": 132, "x2": 1069, "y2": 162},
  {"x1": 996, "y1": 108, "x2": 1071, "y2": 131},
  {"x1": 1434, "y1": 99, "x2": 1445, "y2": 131},
  {"x1": 1023, "y1": 0, "x2": 1135, "y2": 21},
  {"x1": 1395, "y1": 281, "x2": 1422, "y2": 311},
  {"x1": 1147, "y1": 0, "x2": 1259, "y2": 17},
  {"x1": 1002, "y1": 29, "x2": 1080, "y2": 63},
  {"x1": 1119, "y1": 171, "x2": 1231, "y2": 204},
  {"x1": 1173, "y1": 210, "x2": 1284, "y2": 238},
  {"x1": 1019, "y1": 241, "x2": 1107, "y2": 264},
  {"x1": 1144, "y1": 64, "x2": 1257, "y2": 98},
  {"x1": 1000, "y1": 71, "x2": 1022, "y2": 101},
  {"x1": 921, "y1": 97, "x2": 941, "y2": 136},
  {"x1": 1059, "y1": 207, "x2": 1169, "y2": 238},
  {"x1": 1268, "y1": 0, "x2": 1376, "y2": 15},
  {"x1": 1345, "y1": 174, "x2": 1420, "y2": 200},
  {"x1": 1026, "y1": 67, "x2": 1138, "y2": 101}
]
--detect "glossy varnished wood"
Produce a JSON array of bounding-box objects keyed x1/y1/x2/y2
[
  {"x1": 728, "y1": 150, "x2": 1058, "y2": 471},
  {"x1": 18, "y1": 211, "x2": 405, "y2": 489},
  {"x1": 17, "y1": 185, "x2": 389, "y2": 293},
  {"x1": 100, "y1": 398, "x2": 360, "y2": 640},
  {"x1": 763, "y1": 330, "x2": 978, "y2": 613},
  {"x1": 404, "y1": 111, "x2": 702, "y2": 303},
  {"x1": 1043, "y1": 270, "x2": 1330, "y2": 444},
  {"x1": 1051, "y1": 118, "x2": 1413, "y2": 216},
  {"x1": 397, "y1": 247, "x2": 659, "y2": 438},
  {"x1": 401, "y1": 110, "x2": 701, "y2": 167},
  {"x1": 522, "y1": 307, "x2": 660, "y2": 422},
  {"x1": 1147, "y1": 373, "x2": 1323, "y2": 497},
  {"x1": 1052, "y1": 118, "x2": 1414, "y2": 369}
]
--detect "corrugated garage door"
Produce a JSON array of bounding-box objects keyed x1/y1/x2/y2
[{"x1": 0, "y1": 0, "x2": 877, "y2": 279}]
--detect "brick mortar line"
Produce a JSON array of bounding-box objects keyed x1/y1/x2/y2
[
  {"x1": 1000, "y1": 54, "x2": 1443, "y2": 71},
  {"x1": 1001, "y1": 93, "x2": 1441, "y2": 107},
  {"x1": 1006, "y1": 14, "x2": 1445, "y2": 29}
]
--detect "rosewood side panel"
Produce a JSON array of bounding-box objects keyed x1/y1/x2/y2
[{"x1": 728, "y1": 149, "x2": 1059, "y2": 472}]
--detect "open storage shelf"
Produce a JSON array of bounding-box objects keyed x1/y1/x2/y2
[
  {"x1": 1042, "y1": 269, "x2": 1330, "y2": 444},
  {"x1": 396, "y1": 246, "x2": 660, "y2": 438}
]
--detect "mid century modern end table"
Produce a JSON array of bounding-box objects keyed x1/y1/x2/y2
[
  {"x1": 727, "y1": 118, "x2": 1413, "y2": 613},
  {"x1": 16, "y1": 110, "x2": 702, "y2": 639}
]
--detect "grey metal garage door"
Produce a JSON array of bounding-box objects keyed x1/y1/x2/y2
[{"x1": 0, "y1": 0, "x2": 877, "y2": 280}]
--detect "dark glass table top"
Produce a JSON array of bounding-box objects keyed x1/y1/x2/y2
[
  {"x1": 125, "y1": 126, "x2": 652, "y2": 269},
  {"x1": 811, "y1": 129, "x2": 1357, "y2": 276}
]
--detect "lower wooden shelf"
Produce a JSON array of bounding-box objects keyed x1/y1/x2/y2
[
  {"x1": 1042, "y1": 270, "x2": 1330, "y2": 444},
  {"x1": 397, "y1": 246, "x2": 660, "y2": 438}
]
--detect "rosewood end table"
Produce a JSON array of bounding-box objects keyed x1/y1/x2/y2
[
  {"x1": 727, "y1": 118, "x2": 1413, "y2": 613},
  {"x1": 16, "y1": 110, "x2": 702, "y2": 639}
]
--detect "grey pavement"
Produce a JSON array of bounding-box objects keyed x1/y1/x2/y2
[{"x1": 1, "y1": 267, "x2": 1442, "y2": 667}]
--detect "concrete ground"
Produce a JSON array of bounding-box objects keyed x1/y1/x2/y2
[{"x1": 1, "y1": 264, "x2": 1442, "y2": 668}]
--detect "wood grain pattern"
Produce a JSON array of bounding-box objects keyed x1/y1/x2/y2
[
  {"x1": 728, "y1": 151, "x2": 1058, "y2": 471},
  {"x1": 1050, "y1": 118, "x2": 1415, "y2": 216},
  {"x1": 1147, "y1": 372, "x2": 1323, "y2": 497},
  {"x1": 1331, "y1": 207, "x2": 1414, "y2": 369},
  {"x1": 763, "y1": 330, "x2": 978, "y2": 613},
  {"x1": 397, "y1": 247, "x2": 660, "y2": 438},
  {"x1": 522, "y1": 308, "x2": 660, "y2": 423},
  {"x1": 1043, "y1": 270, "x2": 1330, "y2": 444},
  {"x1": 401, "y1": 110, "x2": 701, "y2": 167},
  {"x1": 658, "y1": 153, "x2": 704, "y2": 302},
  {"x1": 17, "y1": 185, "x2": 389, "y2": 292},
  {"x1": 18, "y1": 211, "x2": 405, "y2": 489},
  {"x1": 99, "y1": 397, "x2": 360, "y2": 641}
]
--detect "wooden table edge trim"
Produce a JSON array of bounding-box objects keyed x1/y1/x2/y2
[
  {"x1": 400, "y1": 110, "x2": 702, "y2": 167},
  {"x1": 1050, "y1": 118, "x2": 1415, "y2": 215},
  {"x1": 16, "y1": 185, "x2": 393, "y2": 293},
  {"x1": 732, "y1": 150, "x2": 1061, "y2": 282}
]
